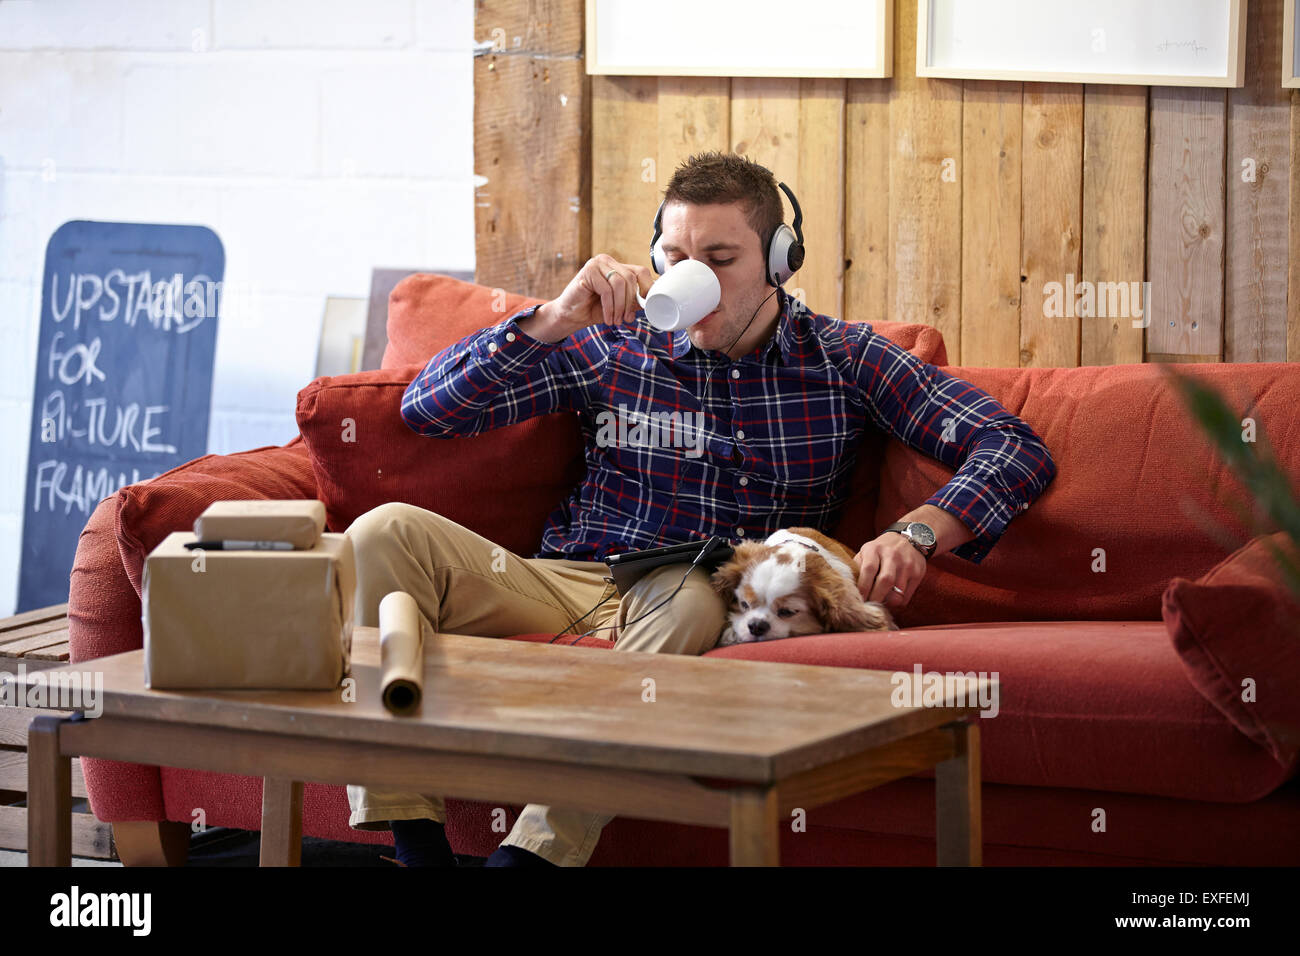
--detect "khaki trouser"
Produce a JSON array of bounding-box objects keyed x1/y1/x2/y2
[{"x1": 343, "y1": 501, "x2": 731, "y2": 866}]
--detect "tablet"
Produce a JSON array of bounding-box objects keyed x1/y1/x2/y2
[{"x1": 604, "y1": 537, "x2": 735, "y2": 597}]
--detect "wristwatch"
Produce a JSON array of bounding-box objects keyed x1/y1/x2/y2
[{"x1": 884, "y1": 521, "x2": 937, "y2": 559}]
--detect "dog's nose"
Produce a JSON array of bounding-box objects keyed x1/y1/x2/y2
[{"x1": 748, "y1": 619, "x2": 769, "y2": 636}]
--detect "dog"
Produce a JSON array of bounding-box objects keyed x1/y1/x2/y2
[{"x1": 709, "y1": 527, "x2": 898, "y2": 646}]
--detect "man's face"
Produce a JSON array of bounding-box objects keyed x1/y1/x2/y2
[{"x1": 658, "y1": 200, "x2": 771, "y2": 355}]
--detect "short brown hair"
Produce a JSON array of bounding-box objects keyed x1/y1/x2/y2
[{"x1": 661, "y1": 152, "x2": 783, "y2": 251}]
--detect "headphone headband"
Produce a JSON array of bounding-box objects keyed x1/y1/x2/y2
[{"x1": 650, "y1": 175, "x2": 806, "y2": 288}]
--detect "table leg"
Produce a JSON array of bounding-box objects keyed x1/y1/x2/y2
[
  {"x1": 729, "y1": 784, "x2": 779, "y2": 866},
  {"x1": 935, "y1": 719, "x2": 982, "y2": 866},
  {"x1": 27, "y1": 715, "x2": 72, "y2": 866},
  {"x1": 260, "y1": 778, "x2": 304, "y2": 867}
]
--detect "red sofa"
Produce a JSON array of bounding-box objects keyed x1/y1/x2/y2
[{"x1": 69, "y1": 274, "x2": 1300, "y2": 866}]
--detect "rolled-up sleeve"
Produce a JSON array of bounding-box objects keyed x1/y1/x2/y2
[
  {"x1": 853, "y1": 330, "x2": 1057, "y2": 564},
  {"x1": 401, "y1": 305, "x2": 608, "y2": 438}
]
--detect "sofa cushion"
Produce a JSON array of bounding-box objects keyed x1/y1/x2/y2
[
  {"x1": 876, "y1": 361, "x2": 1300, "y2": 627},
  {"x1": 295, "y1": 366, "x2": 587, "y2": 554},
  {"x1": 381, "y1": 272, "x2": 950, "y2": 369},
  {"x1": 113, "y1": 441, "x2": 319, "y2": 599},
  {"x1": 690, "y1": 619, "x2": 1293, "y2": 803},
  {"x1": 382, "y1": 274, "x2": 544, "y2": 370},
  {"x1": 1162, "y1": 531, "x2": 1300, "y2": 776}
]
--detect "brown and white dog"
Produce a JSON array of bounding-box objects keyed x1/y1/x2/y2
[{"x1": 710, "y1": 527, "x2": 898, "y2": 646}]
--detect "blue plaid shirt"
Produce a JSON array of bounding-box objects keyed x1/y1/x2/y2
[{"x1": 401, "y1": 287, "x2": 1056, "y2": 564}]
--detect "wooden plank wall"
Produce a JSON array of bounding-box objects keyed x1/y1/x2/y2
[{"x1": 478, "y1": 0, "x2": 1299, "y2": 367}]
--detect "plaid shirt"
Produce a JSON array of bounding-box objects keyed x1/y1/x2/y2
[{"x1": 402, "y1": 287, "x2": 1056, "y2": 564}]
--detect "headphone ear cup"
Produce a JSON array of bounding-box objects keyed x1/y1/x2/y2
[
  {"x1": 651, "y1": 234, "x2": 667, "y2": 275},
  {"x1": 767, "y1": 224, "x2": 797, "y2": 287}
]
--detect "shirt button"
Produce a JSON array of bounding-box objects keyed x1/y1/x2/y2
[
  {"x1": 735, "y1": 429, "x2": 745, "y2": 440},
  {"x1": 739, "y1": 476, "x2": 748, "y2": 486},
  {"x1": 505, "y1": 332, "x2": 516, "y2": 342},
  {"x1": 487, "y1": 342, "x2": 497, "y2": 353},
  {"x1": 736, "y1": 528, "x2": 746, "y2": 537},
  {"x1": 730, "y1": 369, "x2": 740, "y2": 379}
]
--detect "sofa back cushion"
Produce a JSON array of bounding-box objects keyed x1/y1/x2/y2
[
  {"x1": 296, "y1": 366, "x2": 588, "y2": 553},
  {"x1": 877, "y1": 361, "x2": 1300, "y2": 626},
  {"x1": 381, "y1": 272, "x2": 950, "y2": 369},
  {"x1": 308, "y1": 273, "x2": 948, "y2": 556}
]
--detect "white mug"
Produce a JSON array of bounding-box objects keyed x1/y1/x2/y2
[{"x1": 635, "y1": 259, "x2": 721, "y2": 331}]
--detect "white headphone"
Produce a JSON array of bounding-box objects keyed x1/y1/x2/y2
[{"x1": 649, "y1": 180, "x2": 806, "y2": 288}]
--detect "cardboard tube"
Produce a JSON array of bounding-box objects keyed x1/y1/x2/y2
[{"x1": 379, "y1": 591, "x2": 425, "y2": 716}]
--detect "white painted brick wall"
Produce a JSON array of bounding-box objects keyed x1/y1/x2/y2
[{"x1": 0, "y1": 0, "x2": 477, "y2": 615}]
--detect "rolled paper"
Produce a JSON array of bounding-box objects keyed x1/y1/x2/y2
[{"x1": 378, "y1": 591, "x2": 425, "y2": 716}]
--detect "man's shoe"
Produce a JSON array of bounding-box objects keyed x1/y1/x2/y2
[{"x1": 484, "y1": 844, "x2": 558, "y2": 867}]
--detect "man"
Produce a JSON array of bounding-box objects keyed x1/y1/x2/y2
[{"x1": 344, "y1": 151, "x2": 1056, "y2": 867}]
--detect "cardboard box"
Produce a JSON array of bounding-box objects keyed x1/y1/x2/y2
[
  {"x1": 143, "y1": 531, "x2": 354, "y2": 690},
  {"x1": 192, "y1": 499, "x2": 326, "y2": 549}
]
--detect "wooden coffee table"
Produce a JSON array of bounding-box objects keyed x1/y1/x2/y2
[{"x1": 21, "y1": 628, "x2": 990, "y2": 866}]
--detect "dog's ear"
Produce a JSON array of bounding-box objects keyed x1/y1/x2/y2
[
  {"x1": 818, "y1": 573, "x2": 898, "y2": 632},
  {"x1": 708, "y1": 543, "x2": 764, "y2": 599}
]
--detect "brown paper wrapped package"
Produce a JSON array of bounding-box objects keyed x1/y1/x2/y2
[
  {"x1": 143, "y1": 531, "x2": 354, "y2": 690},
  {"x1": 192, "y1": 499, "x2": 326, "y2": 549}
]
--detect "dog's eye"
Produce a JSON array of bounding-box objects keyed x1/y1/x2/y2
[
  {"x1": 738, "y1": 600, "x2": 749, "y2": 611},
  {"x1": 777, "y1": 608, "x2": 796, "y2": 618}
]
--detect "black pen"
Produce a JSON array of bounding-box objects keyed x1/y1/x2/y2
[{"x1": 184, "y1": 540, "x2": 295, "y2": 551}]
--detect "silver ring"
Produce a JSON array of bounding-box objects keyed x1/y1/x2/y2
[
  {"x1": 892, "y1": 586, "x2": 904, "y2": 594},
  {"x1": 604, "y1": 269, "x2": 617, "y2": 281}
]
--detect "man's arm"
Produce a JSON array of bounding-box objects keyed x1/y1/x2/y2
[
  {"x1": 852, "y1": 329, "x2": 1057, "y2": 564},
  {"x1": 400, "y1": 303, "x2": 607, "y2": 438},
  {"x1": 402, "y1": 255, "x2": 652, "y2": 438}
]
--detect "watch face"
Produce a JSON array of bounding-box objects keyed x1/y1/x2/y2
[{"x1": 909, "y1": 522, "x2": 937, "y2": 547}]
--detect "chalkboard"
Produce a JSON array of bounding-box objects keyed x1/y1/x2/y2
[{"x1": 18, "y1": 221, "x2": 223, "y2": 611}]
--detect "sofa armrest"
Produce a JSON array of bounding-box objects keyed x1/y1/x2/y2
[{"x1": 69, "y1": 439, "x2": 319, "y2": 664}]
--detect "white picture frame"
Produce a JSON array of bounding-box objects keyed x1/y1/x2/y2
[
  {"x1": 585, "y1": 0, "x2": 893, "y2": 78},
  {"x1": 1284, "y1": 0, "x2": 1299, "y2": 88},
  {"x1": 916, "y1": 0, "x2": 1247, "y2": 88}
]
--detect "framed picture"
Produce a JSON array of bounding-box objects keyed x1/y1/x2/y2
[
  {"x1": 585, "y1": 0, "x2": 892, "y2": 78},
  {"x1": 916, "y1": 0, "x2": 1246, "y2": 87},
  {"x1": 1284, "y1": 0, "x2": 1299, "y2": 88}
]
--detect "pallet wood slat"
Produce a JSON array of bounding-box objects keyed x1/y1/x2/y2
[
  {"x1": 0, "y1": 804, "x2": 113, "y2": 858},
  {"x1": 1147, "y1": 86, "x2": 1228, "y2": 360},
  {"x1": 1225, "y1": 0, "x2": 1291, "y2": 363},
  {"x1": 844, "y1": 79, "x2": 891, "y2": 327},
  {"x1": 961, "y1": 79, "x2": 1023, "y2": 367},
  {"x1": 592, "y1": 74, "x2": 659, "y2": 267},
  {"x1": 887, "y1": 0, "x2": 962, "y2": 340},
  {"x1": 1082, "y1": 84, "x2": 1149, "y2": 366},
  {"x1": 1019, "y1": 83, "x2": 1084, "y2": 368},
  {"x1": 0, "y1": 745, "x2": 89, "y2": 799},
  {"x1": 0, "y1": 604, "x2": 68, "y2": 633},
  {"x1": 473, "y1": 0, "x2": 589, "y2": 299},
  {"x1": 795, "y1": 78, "x2": 847, "y2": 320}
]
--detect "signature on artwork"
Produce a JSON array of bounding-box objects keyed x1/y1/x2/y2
[{"x1": 1155, "y1": 38, "x2": 1209, "y2": 56}]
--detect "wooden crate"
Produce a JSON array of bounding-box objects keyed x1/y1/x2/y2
[{"x1": 0, "y1": 603, "x2": 116, "y2": 860}]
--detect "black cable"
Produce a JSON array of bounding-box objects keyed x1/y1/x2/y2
[{"x1": 545, "y1": 577, "x2": 619, "y2": 644}]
